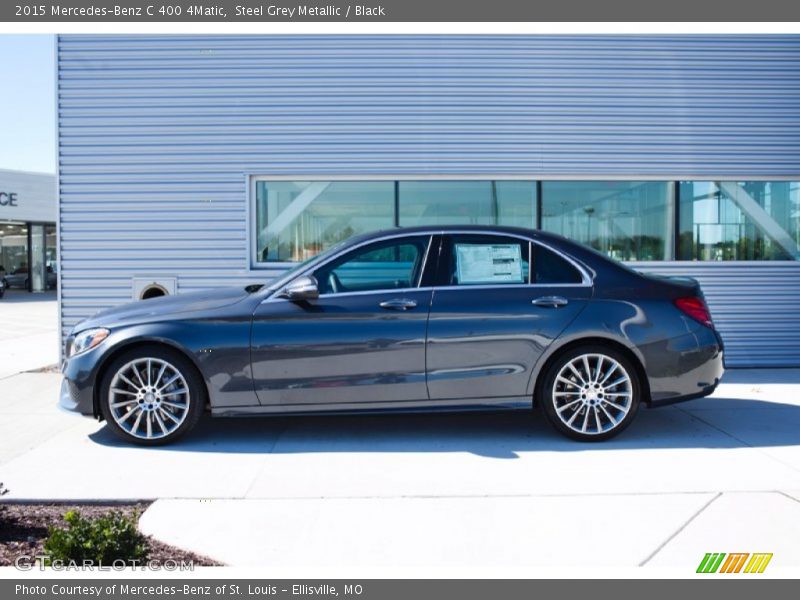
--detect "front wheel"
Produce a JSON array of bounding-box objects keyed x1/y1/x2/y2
[
  {"x1": 540, "y1": 345, "x2": 641, "y2": 442},
  {"x1": 99, "y1": 346, "x2": 206, "y2": 445}
]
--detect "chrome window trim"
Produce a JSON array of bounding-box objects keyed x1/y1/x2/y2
[
  {"x1": 319, "y1": 286, "x2": 435, "y2": 300},
  {"x1": 263, "y1": 228, "x2": 593, "y2": 303},
  {"x1": 433, "y1": 282, "x2": 591, "y2": 291},
  {"x1": 262, "y1": 286, "x2": 437, "y2": 304}
]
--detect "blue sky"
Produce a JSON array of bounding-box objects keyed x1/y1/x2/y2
[{"x1": 0, "y1": 35, "x2": 55, "y2": 174}]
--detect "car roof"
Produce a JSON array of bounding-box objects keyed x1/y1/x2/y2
[
  {"x1": 346, "y1": 224, "x2": 565, "y2": 245},
  {"x1": 341, "y1": 225, "x2": 641, "y2": 282}
]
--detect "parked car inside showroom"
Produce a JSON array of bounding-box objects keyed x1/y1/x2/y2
[
  {"x1": 4, "y1": 264, "x2": 57, "y2": 290},
  {"x1": 4, "y1": 265, "x2": 28, "y2": 289},
  {"x1": 60, "y1": 226, "x2": 724, "y2": 445}
]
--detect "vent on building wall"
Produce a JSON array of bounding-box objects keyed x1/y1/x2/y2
[{"x1": 132, "y1": 277, "x2": 177, "y2": 301}]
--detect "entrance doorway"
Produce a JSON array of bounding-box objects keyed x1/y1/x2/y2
[{"x1": 0, "y1": 221, "x2": 57, "y2": 293}]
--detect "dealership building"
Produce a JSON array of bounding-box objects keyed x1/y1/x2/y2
[
  {"x1": 0, "y1": 169, "x2": 57, "y2": 292},
  {"x1": 56, "y1": 35, "x2": 800, "y2": 367}
]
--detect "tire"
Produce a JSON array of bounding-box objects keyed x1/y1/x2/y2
[
  {"x1": 540, "y1": 345, "x2": 641, "y2": 442},
  {"x1": 99, "y1": 346, "x2": 206, "y2": 445}
]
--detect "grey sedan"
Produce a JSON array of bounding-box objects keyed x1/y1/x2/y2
[{"x1": 60, "y1": 226, "x2": 724, "y2": 445}]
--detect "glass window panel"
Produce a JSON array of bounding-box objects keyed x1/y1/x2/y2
[
  {"x1": 313, "y1": 236, "x2": 429, "y2": 295},
  {"x1": 255, "y1": 181, "x2": 395, "y2": 263},
  {"x1": 442, "y1": 234, "x2": 530, "y2": 286},
  {"x1": 0, "y1": 221, "x2": 29, "y2": 289},
  {"x1": 45, "y1": 224, "x2": 57, "y2": 290},
  {"x1": 398, "y1": 181, "x2": 536, "y2": 228},
  {"x1": 533, "y1": 244, "x2": 583, "y2": 284},
  {"x1": 678, "y1": 181, "x2": 800, "y2": 261},
  {"x1": 541, "y1": 181, "x2": 674, "y2": 261}
]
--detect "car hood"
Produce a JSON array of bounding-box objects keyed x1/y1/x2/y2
[{"x1": 73, "y1": 286, "x2": 252, "y2": 332}]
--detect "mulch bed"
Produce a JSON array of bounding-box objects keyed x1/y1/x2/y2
[{"x1": 0, "y1": 502, "x2": 222, "y2": 566}]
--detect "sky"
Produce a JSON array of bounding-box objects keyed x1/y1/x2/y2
[{"x1": 0, "y1": 35, "x2": 56, "y2": 174}]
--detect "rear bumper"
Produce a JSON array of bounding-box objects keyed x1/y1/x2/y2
[
  {"x1": 644, "y1": 326, "x2": 725, "y2": 408},
  {"x1": 647, "y1": 378, "x2": 721, "y2": 408}
]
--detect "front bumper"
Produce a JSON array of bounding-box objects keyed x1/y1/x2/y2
[
  {"x1": 58, "y1": 344, "x2": 102, "y2": 417},
  {"x1": 58, "y1": 377, "x2": 94, "y2": 415}
]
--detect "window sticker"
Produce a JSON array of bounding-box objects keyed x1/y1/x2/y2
[{"x1": 455, "y1": 243, "x2": 524, "y2": 284}]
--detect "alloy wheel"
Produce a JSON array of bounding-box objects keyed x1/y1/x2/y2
[
  {"x1": 551, "y1": 353, "x2": 634, "y2": 436},
  {"x1": 107, "y1": 358, "x2": 191, "y2": 440}
]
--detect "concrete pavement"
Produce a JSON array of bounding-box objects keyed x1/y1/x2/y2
[
  {"x1": 5, "y1": 372, "x2": 800, "y2": 499},
  {"x1": 2, "y1": 294, "x2": 800, "y2": 568},
  {"x1": 2, "y1": 368, "x2": 800, "y2": 568},
  {"x1": 0, "y1": 290, "x2": 58, "y2": 379}
]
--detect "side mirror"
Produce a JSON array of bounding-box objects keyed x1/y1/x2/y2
[{"x1": 279, "y1": 275, "x2": 320, "y2": 301}]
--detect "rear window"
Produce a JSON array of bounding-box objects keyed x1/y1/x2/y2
[{"x1": 533, "y1": 245, "x2": 584, "y2": 284}]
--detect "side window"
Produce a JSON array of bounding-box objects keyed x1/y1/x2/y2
[
  {"x1": 314, "y1": 236, "x2": 430, "y2": 295},
  {"x1": 533, "y1": 244, "x2": 584, "y2": 284},
  {"x1": 443, "y1": 235, "x2": 530, "y2": 286}
]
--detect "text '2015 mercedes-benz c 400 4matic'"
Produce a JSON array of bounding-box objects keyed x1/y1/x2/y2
[{"x1": 60, "y1": 226, "x2": 724, "y2": 445}]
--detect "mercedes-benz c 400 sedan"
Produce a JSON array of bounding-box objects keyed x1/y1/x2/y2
[{"x1": 61, "y1": 226, "x2": 724, "y2": 445}]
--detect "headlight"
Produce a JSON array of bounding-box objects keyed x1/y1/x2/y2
[{"x1": 68, "y1": 328, "x2": 109, "y2": 357}]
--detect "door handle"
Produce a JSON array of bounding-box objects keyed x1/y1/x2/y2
[
  {"x1": 379, "y1": 298, "x2": 418, "y2": 311},
  {"x1": 532, "y1": 296, "x2": 569, "y2": 308}
]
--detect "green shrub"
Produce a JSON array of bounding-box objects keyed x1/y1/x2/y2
[{"x1": 43, "y1": 509, "x2": 150, "y2": 565}]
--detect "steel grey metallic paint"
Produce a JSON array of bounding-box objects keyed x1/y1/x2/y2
[{"x1": 60, "y1": 226, "x2": 724, "y2": 423}]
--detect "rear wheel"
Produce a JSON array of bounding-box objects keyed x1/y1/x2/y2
[
  {"x1": 540, "y1": 345, "x2": 641, "y2": 441},
  {"x1": 99, "y1": 346, "x2": 206, "y2": 445}
]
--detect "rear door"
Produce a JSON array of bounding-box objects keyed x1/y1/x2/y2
[{"x1": 426, "y1": 234, "x2": 592, "y2": 402}]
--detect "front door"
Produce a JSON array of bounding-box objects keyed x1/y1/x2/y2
[
  {"x1": 251, "y1": 235, "x2": 434, "y2": 409},
  {"x1": 426, "y1": 234, "x2": 592, "y2": 402}
]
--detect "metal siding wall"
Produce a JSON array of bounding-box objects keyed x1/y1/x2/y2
[{"x1": 58, "y1": 35, "x2": 800, "y2": 366}]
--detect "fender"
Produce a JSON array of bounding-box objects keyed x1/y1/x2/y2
[{"x1": 525, "y1": 299, "x2": 652, "y2": 398}]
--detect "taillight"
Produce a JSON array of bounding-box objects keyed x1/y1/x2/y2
[{"x1": 674, "y1": 296, "x2": 714, "y2": 328}]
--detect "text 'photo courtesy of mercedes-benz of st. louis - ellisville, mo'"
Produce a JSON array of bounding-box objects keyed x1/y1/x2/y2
[{"x1": 2, "y1": 1, "x2": 800, "y2": 594}]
